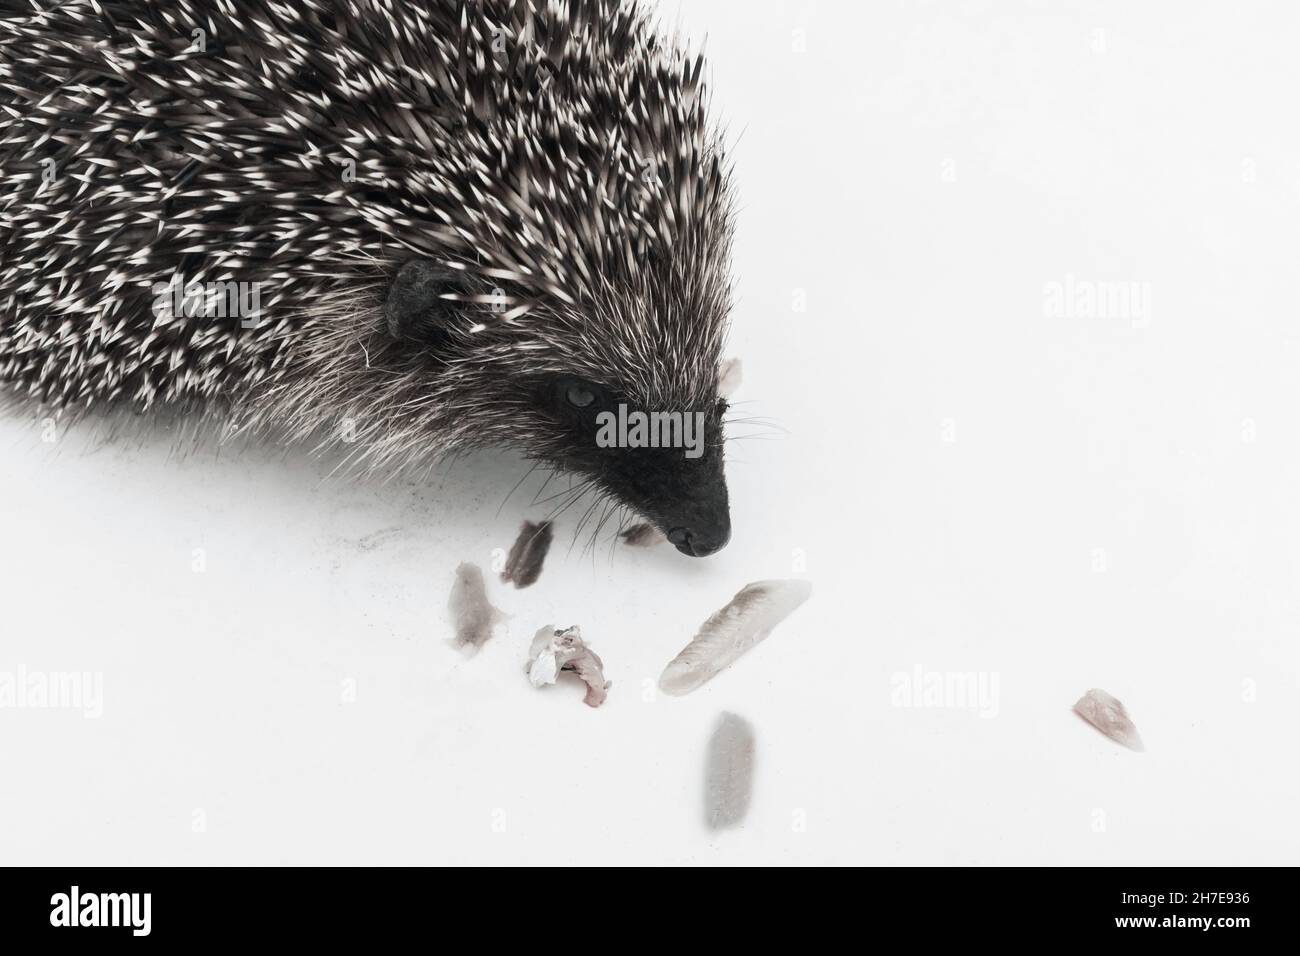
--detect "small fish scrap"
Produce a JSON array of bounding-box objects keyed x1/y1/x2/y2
[
  {"x1": 705, "y1": 712, "x2": 755, "y2": 830},
  {"x1": 500, "y1": 520, "x2": 553, "y2": 588},
  {"x1": 620, "y1": 522, "x2": 667, "y2": 547},
  {"x1": 659, "y1": 579, "x2": 812, "y2": 696},
  {"x1": 448, "y1": 562, "x2": 506, "y2": 653},
  {"x1": 1073, "y1": 688, "x2": 1144, "y2": 752},
  {"x1": 525, "y1": 625, "x2": 611, "y2": 707}
]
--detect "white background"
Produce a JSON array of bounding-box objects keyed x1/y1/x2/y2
[{"x1": 2, "y1": 0, "x2": 1298, "y2": 865}]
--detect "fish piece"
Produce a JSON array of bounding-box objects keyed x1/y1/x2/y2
[
  {"x1": 500, "y1": 520, "x2": 553, "y2": 588},
  {"x1": 718, "y1": 357, "x2": 743, "y2": 398},
  {"x1": 705, "y1": 712, "x2": 755, "y2": 830},
  {"x1": 620, "y1": 522, "x2": 667, "y2": 547},
  {"x1": 527, "y1": 627, "x2": 562, "y2": 685},
  {"x1": 448, "y1": 562, "x2": 505, "y2": 652},
  {"x1": 659, "y1": 579, "x2": 812, "y2": 696},
  {"x1": 525, "y1": 625, "x2": 611, "y2": 707},
  {"x1": 1073, "y1": 688, "x2": 1144, "y2": 752}
]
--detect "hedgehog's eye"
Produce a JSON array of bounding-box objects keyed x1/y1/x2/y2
[{"x1": 566, "y1": 385, "x2": 596, "y2": 408}]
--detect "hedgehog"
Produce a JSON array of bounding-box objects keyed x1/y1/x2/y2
[{"x1": 0, "y1": 0, "x2": 737, "y2": 556}]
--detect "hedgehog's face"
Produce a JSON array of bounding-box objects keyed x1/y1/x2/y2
[
  {"x1": 386, "y1": 258, "x2": 732, "y2": 557},
  {"x1": 524, "y1": 373, "x2": 732, "y2": 557}
]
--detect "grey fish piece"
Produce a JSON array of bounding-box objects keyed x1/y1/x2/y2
[
  {"x1": 448, "y1": 562, "x2": 505, "y2": 652},
  {"x1": 659, "y1": 579, "x2": 812, "y2": 696},
  {"x1": 705, "y1": 712, "x2": 755, "y2": 830},
  {"x1": 525, "y1": 625, "x2": 611, "y2": 708},
  {"x1": 1073, "y1": 688, "x2": 1145, "y2": 752},
  {"x1": 620, "y1": 522, "x2": 667, "y2": 547},
  {"x1": 500, "y1": 520, "x2": 553, "y2": 588}
]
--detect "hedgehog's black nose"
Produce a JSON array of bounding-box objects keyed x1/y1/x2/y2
[{"x1": 667, "y1": 520, "x2": 731, "y2": 557}]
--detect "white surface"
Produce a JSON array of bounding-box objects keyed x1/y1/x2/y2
[{"x1": 2, "y1": 0, "x2": 1299, "y2": 865}]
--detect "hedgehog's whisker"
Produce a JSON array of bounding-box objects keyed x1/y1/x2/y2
[
  {"x1": 533, "y1": 477, "x2": 591, "y2": 508},
  {"x1": 569, "y1": 495, "x2": 604, "y2": 554},
  {"x1": 497, "y1": 459, "x2": 542, "y2": 518},
  {"x1": 542, "y1": 478, "x2": 596, "y2": 527},
  {"x1": 585, "y1": 499, "x2": 619, "y2": 562},
  {"x1": 531, "y1": 466, "x2": 559, "y2": 506}
]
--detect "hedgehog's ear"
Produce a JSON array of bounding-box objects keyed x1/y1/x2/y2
[{"x1": 384, "y1": 258, "x2": 464, "y2": 341}]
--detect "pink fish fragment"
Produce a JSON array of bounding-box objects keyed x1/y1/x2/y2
[
  {"x1": 526, "y1": 625, "x2": 611, "y2": 708},
  {"x1": 1073, "y1": 688, "x2": 1144, "y2": 752}
]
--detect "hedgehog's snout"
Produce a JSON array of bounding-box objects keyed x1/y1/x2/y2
[
  {"x1": 659, "y1": 464, "x2": 731, "y2": 557},
  {"x1": 666, "y1": 513, "x2": 731, "y2": 557},
  {"x1": 532, "y1": 372, "x2": 733, "y2": 557}
]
